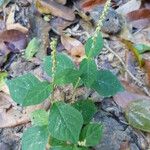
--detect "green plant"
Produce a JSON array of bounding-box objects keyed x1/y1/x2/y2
[
  {"x1": 6, "y1": 1, "x2": 124, "y2": 150},
  {"x1": 6, "y1": 34, "x2": 123, "y2": 150}
]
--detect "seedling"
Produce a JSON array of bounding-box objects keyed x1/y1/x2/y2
[{"x1": 6, "y1": 0, "x2": 124, "y2": 149}]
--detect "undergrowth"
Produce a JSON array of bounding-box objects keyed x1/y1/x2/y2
[{"x1": 6, "y1": 0, "x2": 124, "y2": 149}]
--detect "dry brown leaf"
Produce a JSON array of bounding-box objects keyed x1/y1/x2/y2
[
  {"x1": 35, "y1": 0, "x2": 75, "y2": 21},
  {"x1": 121, "y1": 80, "x2": 146, "y2": 95},
  {"x1": 50, "y1": 17, "x2": 74, "y2": 35},
  {"x1": 0, "y1": 92, "x2": 50, "y2": 128},
  {"x1": 0, "y1": 92, "x2": 29, "y2": 128},
  {"x1": 116, "y1": 0, "x2": 141, "y2": 15},
  {"x1": 7, "y1": 23, "x2": 28, "y2": 34},
  {"x1": 0, "y1": 29, "x2": 27, "y2": 54},
  {"x1": 127, "y1": 8, "x2": 150, "y2": 21},
  {"x1": 113, "y1": 80, "x2": 150, "y2": 108},
  {"x1": 113, "y1": 91, "x2": 150, "y2": 108},
  {"x1": 80, "y1": 0, "x2": 106, "y2": 11},
  {"x1": 61, "y1": 35, "x2": 85, "y2": 63},
  {"x1": 6, "y1": 5, "x2": 15, "y2": 25},
  {"x1": 126, "y1": 8, "x2": 150, "y2": 29}
]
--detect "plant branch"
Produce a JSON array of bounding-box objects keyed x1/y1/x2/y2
[{"x1": 90, "y1": 0, "x2": 111, "y2": 53}]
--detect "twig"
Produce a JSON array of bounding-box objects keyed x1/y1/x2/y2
[{"x1": 104, "y1": 40, "x2": 150, "y2": 97}]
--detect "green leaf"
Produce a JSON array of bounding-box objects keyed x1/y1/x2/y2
[
  {"x1": 85, "y1": 32, "x2": 103, "y2": 58},
  {"x1": 6, "y1": 73, "x2": 52, "y2": 106},
  {"x1": 22, "y1": 126, "x2": 49, "y2": 150},
  {"x1": 48, "y1": 102, "x2": 83, "y2": 143},
  {"x1": 79, "y1": 59, "x2": 97, "y2": 87},
  {"x1": 80, "y1": 123, "x2": 103, "y2": 146},
  {"x1": 55, "y1": 68, "x2": 81, "y2": 86},
  {"x1": 91, "y1": 70, "x2": 124, "y2": 97},
  {"x1": 125, "y1": 100, "x2": 150, "y2": 132},
  {"x1": 73, "y1": 100, "x2": 97, "y2": 124},
  {"x1": 43, "y1": 53, "x2": 76, "y2": 77},
  {"x1": 134, "y1": 44, "x2": 150, "y2": 54},
  {"x1": 25, "y1": 37, "x2": 41, "y2": 60},
  {"x1": 31, "y1": 109, "x2": 48, "y2": 126}
]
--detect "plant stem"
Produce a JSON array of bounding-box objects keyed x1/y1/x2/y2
[
  {"x1": 89, "y1": 0, "x2": 111, "y2": 54},
  {"x1": 50, "y1": 38, "x2": 57, "y2": 102},
  {"x1": 71, "y1": 77, "x2": 81, "y2": 103}
]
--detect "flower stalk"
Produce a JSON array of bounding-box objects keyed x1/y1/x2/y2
[{"x1": 50, "y1": 38, "x2": 57, "y2": 102}]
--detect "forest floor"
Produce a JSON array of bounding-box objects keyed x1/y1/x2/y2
[{"x1": 0, "y1": 0, "x2": 150, "y2": 150}]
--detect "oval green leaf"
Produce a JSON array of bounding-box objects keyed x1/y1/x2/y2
[
  {"x1": 125, "y1": 100, "x2": 150, "y2": 132},
  {"x1": 48, "y1": 102, "x2": 83, "y2": 143},
  {"x1": 43, "y1": 53, "x2": 76, "y2": 77},
  {"x1": 73, "y1": 99, "x2": 97, "y2": 124},
  {"x1": 22, "y1": 126, "x2": 49, "y2": 150},
  {"x1": 6, "y1": 73, "x2": 52, "y2": 106},
  {"x1": 79, "y1": 58, "x2": 97, "y2": 87},
  {"x1": 91, "y1": 70, "x2": 124, "y2": 97}
]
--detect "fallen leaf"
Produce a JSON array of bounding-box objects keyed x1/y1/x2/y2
[
  {"x1": 144, "y1": 59, "x2": 150, "y2": 86},
  {"x1": 121, "y1": 80, "x2": 145, "y2": 95},
  {"x1": 80, "y1": 0, "x2": 106, "y2": 11},
  {"x1": 0, "y1": 92, "x2": 50, "y2": 128},
  {"x1": 113, "y1": 80, "x2": 150, "y2": 108},
  {"x1": 0, "y1": 29, "x2": 27, "y2": 67},
  {"x1": 129, "y1": 19, "x2": 150, "y2": 29},
  {"x1": 125, "y1": 100, "x2": 150, "y2": 132},
  {"x1": 0, "y1": 29, "x2": 27, "y2": 53},
  {"x1": 35, "y1": 0, "x2": 75, "y2": 21},
  {"x1": 116, "y1": 0, "x2": 141, "y2": 15},
  {"x1": 126, "y1": 8, "x2": 150, "y2": 29},
  {"x1": 113, "y1": 91, "x2": 150, "y2": 108},
  {"x1": 6, "y1": 4, "x2": 15, "y2": 25},
  {"x1": 61, "y1": 35, "x2": 85, "y2": 63},
  {"x1": 127, "y1": 8, "x2": 150, "y2": 21},
  {"x1": 7, "y1": 23, "x2": 28, "y2": 34},
  {"x1": 50, "y1": 17, "x2": 74, "y2": 35}
]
